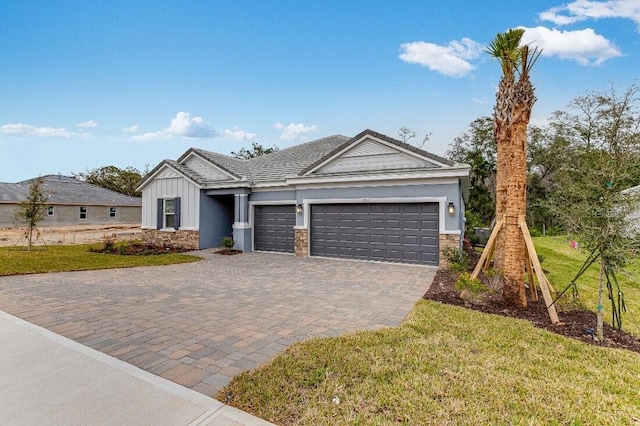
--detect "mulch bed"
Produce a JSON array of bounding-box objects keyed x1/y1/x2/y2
[
  {"x1": 215, "y1": 249, "x2": 242, "y2": 255},
  {"x1": 424, "y1": 267, "x2": 640, "y2": 354},
  {"x1": 90, "y1": 242, "x2": 190, "y2": 255}
]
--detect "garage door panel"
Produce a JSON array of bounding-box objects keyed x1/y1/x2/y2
[
  {"x1": 310, "y1": 202, "x2": 439, "y2": 265},
  {"x1": 370, "y1": 219, "x2": 384, "y2": 229},
  {"x1": 385, "y1": 219, "x2": 401, "y2": 229},
  {"x1": 386, "y1": 234, "x2": 401, "y2": 244},
  {"x1": 254, "y1": 205, "x2": 295, "y2": 253}
]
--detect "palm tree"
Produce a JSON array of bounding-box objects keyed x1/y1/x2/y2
[
  {"x1": 486, "y1": 30, "x2": 540, "y2": 308},
  {"x1": 486, "y1": 29, "x2": 522, "y2": 271}
]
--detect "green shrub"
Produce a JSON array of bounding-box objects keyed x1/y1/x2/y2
[
  {"x1": 529, "y1": 228, "x2": 542, "y2": 237},
  {"x1": 455, "y1": 273, "x2": 489, "y2": 293},
  {"x1": 221, "y1": 236, "x2": 236, "y2": 250},
  {"x1": 443, "y1": 247, "x2": 469, "y2": 272}
]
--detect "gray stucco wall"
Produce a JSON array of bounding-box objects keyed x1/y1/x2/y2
[
  {"x1": 249, "y1": 190, "x2": 296, "y2": 202},
  {"x1": 0, "y1": 204, "x2": 141, "y2": 228},
  {"x1": 199, "y1": 193, "x2": 234, "y2": 249},
  {"x1": 295, "y1": 183, "x2": 462, "y2": 231}
]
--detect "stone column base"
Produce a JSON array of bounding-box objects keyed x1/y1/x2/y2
[
  {"x1": 439, "y1": 233, "x2": 461, "y2": 268},
  {"x1": 142, "y1": 229, "x2": 200, "y2": 250},
  {"x1": 294, "y1": 228, "x2": 308, "y2": 257}
]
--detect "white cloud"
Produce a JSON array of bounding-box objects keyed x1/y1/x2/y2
[
  {"x1": 539, "y1": 0, "x2": 640, "y2": 27},
  {"x1": 399, "y1": 38, "x2": 483, "y2": 78},
  {"x1": 76, "y1": 120, "x2": 97, "y2": 128},
  {"x1": 1, "y1": 123, "x2": 76, "y2": 139},
  {"x1": 166, "y1": 112, "x2": 216, "y2": 138},
  {"x1": 519, "y1": 26, "x2": 622, "y2": 65},
  {"x1": 132, "y1": 112, "x2": 217, "y2": 141},
  {"x1": 122, "y1": 124, "x2": 139, "y2": 133},
  {"x1": 221, "y1": 126, "x2": 257, "y2": 141},
  {"x1": 273, "y1": 122, "x2": 319, "y2": 141}
]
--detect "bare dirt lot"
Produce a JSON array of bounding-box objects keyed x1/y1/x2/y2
[{"x1": 0, "y1": 224, "x2": 141, "y2": 247}]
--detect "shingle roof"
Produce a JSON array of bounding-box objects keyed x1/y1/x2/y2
[
  {"x1": 164, "y1": 160, "x2": 208, "y2": 186},
  {"x1": 1, "y1": 175, "x2": 141, "y2": 206},
  {"x1": 140, "y1": 130, "x2": 461, "y2": 188},
  {"x1": 245, "y1": 135, "x2": 350, "y2": 182},
  {"x1": 181, "y1": 149, "x2": 247, "y2": 180}
]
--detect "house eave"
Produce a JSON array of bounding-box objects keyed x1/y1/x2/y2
[{"x1": 287, "y1": 166, "x2": 470, "y2": 186}]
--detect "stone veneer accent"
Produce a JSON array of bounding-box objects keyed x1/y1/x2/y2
[
  {"x1": 439, "y1": 233, "x2": 461, "y2": 268},
  {"x1": 142, "y1": 229, "x2": 200, "y2": 250},
  {"x1": 294, "y1": 228, "x2": 308, "y2": 257}
]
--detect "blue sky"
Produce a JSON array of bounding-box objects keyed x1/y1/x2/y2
[{"x1": 1, "y1": 0, "x2": 639, "y2": 182}]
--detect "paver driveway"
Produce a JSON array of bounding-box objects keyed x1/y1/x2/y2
[{"x1": 0, "y1": 252, "x2": 435, "y2": 397}]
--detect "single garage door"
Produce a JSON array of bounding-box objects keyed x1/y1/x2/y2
[
  {"x1": 310, "y1": 203, "x2": 439, "y2": 265},
  {"x1": 254, "y1": 205, "x2": 295, "y2": 253}
]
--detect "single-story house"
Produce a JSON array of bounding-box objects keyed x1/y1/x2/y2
[
  {"x1": 137, "y1": 129, "x2": 470, "y2": 266},
  {"x1": 0, "y1": 175, "x2": 141, "y2": 228}
]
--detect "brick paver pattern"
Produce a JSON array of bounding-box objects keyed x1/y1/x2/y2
[{"x1": 0, "y1": 251, "x2": 435, "y2": 397}]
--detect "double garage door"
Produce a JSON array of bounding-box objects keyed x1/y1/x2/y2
[
  {"x1": 254, "y1": 202, "x2": 440, "y2": 265},
  {"x1": 310, "y1": 203, "x2": 439, "y2": 265}
]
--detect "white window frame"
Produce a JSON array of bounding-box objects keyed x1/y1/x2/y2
[
  {"x1": 164, "y1": 198, "x2": 175, "y2": 229},
  {"x1": 79, "y1": 206, "x2": 87, "y2": 220},
  {"x1": 47, "y1": 206, "x2": 54, "y2": 217},
  {"x1": 109, "y1": 207, "x2": 117, "y2": 218}
]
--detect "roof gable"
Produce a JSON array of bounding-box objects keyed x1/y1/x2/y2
[
  {"x1": 302, "y1": 130, "x2": 453, "y2": 176},
  {"x1": 136, "y1": 160, "x2": 204, "y2": 191},
  {"x1": 181, "y1": 152, "x2": 238, "y2": 182}
]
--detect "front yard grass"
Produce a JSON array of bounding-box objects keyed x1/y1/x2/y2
[
  {"x1": 0, "y1": 244, "x2": 200, "y2": 276},
  {"x1": 534, "y1": 236, "x2": 640, "y2": 336},
  {"x1": 222, "y1": 236, "x2": 640, "y2": 425},
  {"x1": 222, "y1": 300, "x2": 640, "y2": 425}
]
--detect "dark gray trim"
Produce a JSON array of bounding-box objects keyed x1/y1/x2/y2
[
  {"x1": 156, "y1": 199, "x2": 163, "y2": 230},
  {"x1": 173, "y1": 197, "x2": 181, "y2": 229}
]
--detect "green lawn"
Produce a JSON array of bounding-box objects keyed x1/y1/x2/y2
[
  {"x1": 534, "y1": 236, "x2": 640, "y2": 336},
  {"x1": 221, "y1": 236, "x2": 640, "y2": 425},
  {"x1": 222, "y1": 301, "x2": 640, "y2": 425},
  {"x1": 0, "y1": 244, "x2": 200, "y2": 276}
]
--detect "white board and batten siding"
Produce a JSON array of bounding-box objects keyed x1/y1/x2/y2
[
  {"x1": 315, "y1": 138, "x2": 439, "y2": 175},
  {"x1": 141, "y1": 168, "x2": 200, "y2": 230}
]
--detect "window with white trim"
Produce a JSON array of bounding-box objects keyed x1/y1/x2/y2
[
  {"x1": 109, "y1": 207, "x2": 116, "y2": 218},
  {"x1": 164, "y1": 199, "x2": 175, "y2": 228},
  {"x1": 47, "y1": 206, "x2": 54, "y2": 216},
  {"x1": 79, "y1": 207, "x2": 87, "y2": 220},
  {"x1": 157, "y1": 197, "x2": 181, "y2": 230}
]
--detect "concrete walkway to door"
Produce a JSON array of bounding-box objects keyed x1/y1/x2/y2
[{"x1": 0, "y1": 252, "x2": 436, "y2": 398}]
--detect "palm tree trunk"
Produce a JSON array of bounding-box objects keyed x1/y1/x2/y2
[
  {"x1": 493, "y1": 78, "x2": 513, "y2": 270},
  {"x1": 502, "y1": 117, "x2": 528, "y2": 308}
]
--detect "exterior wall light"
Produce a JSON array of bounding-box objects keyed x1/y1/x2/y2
[
  {"x1": 447, "y1": 202, "x2": 455, "y2": 215},
  {"x1": 296, "y1": 204, "x2": 303, "y2": 214}
]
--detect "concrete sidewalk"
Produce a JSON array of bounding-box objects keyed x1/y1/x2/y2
[{"x1": 0, "y1": 310, "x2": 273, "y2": 426}]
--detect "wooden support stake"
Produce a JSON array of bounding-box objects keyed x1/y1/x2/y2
[
  {"x1": 525, "y1": 251, "x2": 538, "y2": 302},
  {"x1": 471, "y1": 218, "x2": 503, "y2": 279},
  {"x1": 519, "y1": 217, "x2": 559, "y2": 324},
  {"x1": 483, "y1": 242, "x2": 495, "y2": 273}
]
